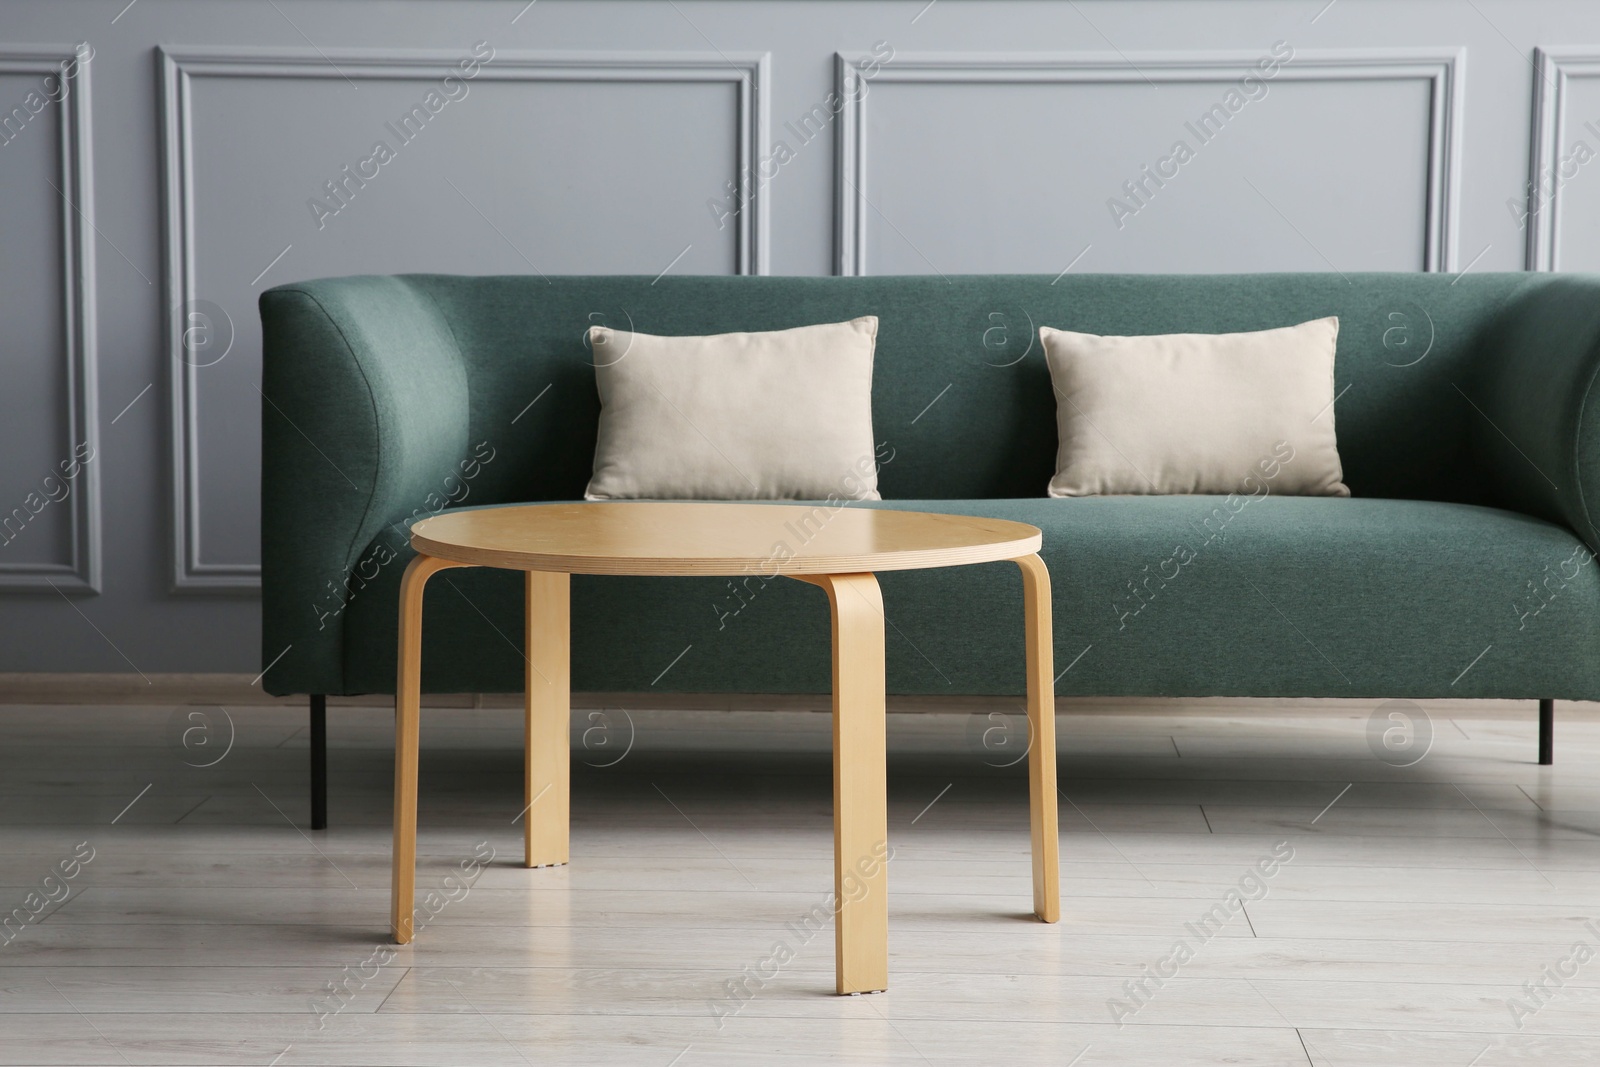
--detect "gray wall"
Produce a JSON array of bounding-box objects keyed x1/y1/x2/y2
[{"x1": 1, "y1": 0, "x2": 1596, "y2": 674}]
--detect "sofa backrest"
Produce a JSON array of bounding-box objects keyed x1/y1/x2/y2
[{"x1": 394, "y1": 272, "x2": 1568, "y2": 505}]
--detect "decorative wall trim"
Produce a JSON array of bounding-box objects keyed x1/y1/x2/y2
[
  {"x1": 1527, "y1": 48, "x2": 1600, "y2": 271},
  {"x1": 835, "y1": 48, "x2": 1464, "y2": 276},
  {"x1": 0, "y1": 47, "x2": 100, "y2": 593},
  {"x1": 157, "y1": 46, "x2": 770, "y2": 591}
]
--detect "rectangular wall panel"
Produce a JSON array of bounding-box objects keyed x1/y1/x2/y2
[
  {"x1": 836, "y1": 50, "x2": 1462, "y2": 277},
  {"x1": 1528, "y1": 48, "x2": 1600, "y2": 271},
  {"x1": 159, "y1": 46, "x2": 769, "y2": 590},
  {"x1": 0, "y1": 47, "x2": 100, "y2": 592}
]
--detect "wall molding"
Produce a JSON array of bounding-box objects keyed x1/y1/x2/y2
[
  {"x1": 1527, "y1": 47, "x2": 1600, "y2": 271},
  {"x1": 835, "y1": 48, "x2": 1464, "y2": 276},
  {"x1": 0, "y1": 47, "x2": 101, "y2": 593},
  {"x1": 157, "y1": 45, "x2": 770, "y2": 591}
]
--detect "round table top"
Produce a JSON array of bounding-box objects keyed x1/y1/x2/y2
[{"x1": 409, "y1": 502, "x2": 1041, "y2": 576}]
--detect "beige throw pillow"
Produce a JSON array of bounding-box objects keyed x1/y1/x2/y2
[
  {"x1": 586, "y1": 317, "x2": 881, "y2": 501},
  {"x1": 1040, "y1": 317, "x2": 1349, "y2": 497}
]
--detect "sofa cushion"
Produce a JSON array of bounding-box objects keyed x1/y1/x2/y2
[
  {"x1": 340, "y1": 497, "x2": 1600, "y2": 701},
  {"x1": 1040, "y1": 317, "x2": 1349, "y2": 497},
  {"x1": 586, "y1": 317, "x2": 881, "y2": 501}
]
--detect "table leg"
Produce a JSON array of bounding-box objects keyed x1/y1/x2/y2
[
  {"x1": 798, "y1": 572, "x2": 889, "y2": 995},
  {"x1": 524, "y1": 570, "x2": 571, "y2": 868},
  {"x1": 1015, "y1": 553, "x2": 1060, "y2": 924},
  {"x1": 391, "y1": 554, "x2": 470, "y2": 944}
]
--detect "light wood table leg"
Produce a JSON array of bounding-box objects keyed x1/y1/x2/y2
[
  {"x1": 524, "y1": 569, "x2": 571, "y2": 868},
  {"x1": 391, "y1": 554, "x2": 471, "y2": 944},
  {"x1": 1015, "y1": 553, "x2": 1060, "y2": 924},
  {"x1": 798, "y1": 572, "x2": 889, "y2": 995}
]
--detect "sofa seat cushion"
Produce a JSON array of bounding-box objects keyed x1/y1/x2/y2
[{"x1": 340, "y1": 497, "x2": 1600, "y2": 700}]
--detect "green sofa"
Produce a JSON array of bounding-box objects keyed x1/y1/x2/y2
[{"x1": 260, "y1": 272, "x2": 1600, "y2": 825}]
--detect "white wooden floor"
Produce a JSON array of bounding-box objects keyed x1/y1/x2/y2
[{"x1": 3, "y1": 698, "x2": 1599, "y2": 1065}]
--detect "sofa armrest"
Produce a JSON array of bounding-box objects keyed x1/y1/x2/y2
[
  {"x1": 1473, "y1": 275, "x2": 1600, "y2": 551},
  {"x1": 259, "y1": 276, "x2": 469, "y2": 695}
]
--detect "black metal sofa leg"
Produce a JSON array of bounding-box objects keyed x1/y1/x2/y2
[
  {"x1": 1539, "y1": 699, "x2": 1554, "y2": 766},
  {"x1": 311, "y1": 694, "x2": 328, "y2": 829}
]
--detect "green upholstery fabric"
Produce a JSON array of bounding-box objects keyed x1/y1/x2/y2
[
  {"x1": 335, "y1": 497, "x2": 1600, "y2": 700},
  {"x1": 259, "y1": 272, "x2": 1600, "y2": 700},
  {"x1": 260, "y1": 278, "x2": 468, "y2": 689},
  {"x1": 1472, "y1": 275, "x2": 1600, "y2": 547}
]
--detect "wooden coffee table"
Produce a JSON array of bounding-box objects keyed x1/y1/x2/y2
[{"x1": 389, "y1": 501, "x2": 1059, "y2": 994}]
